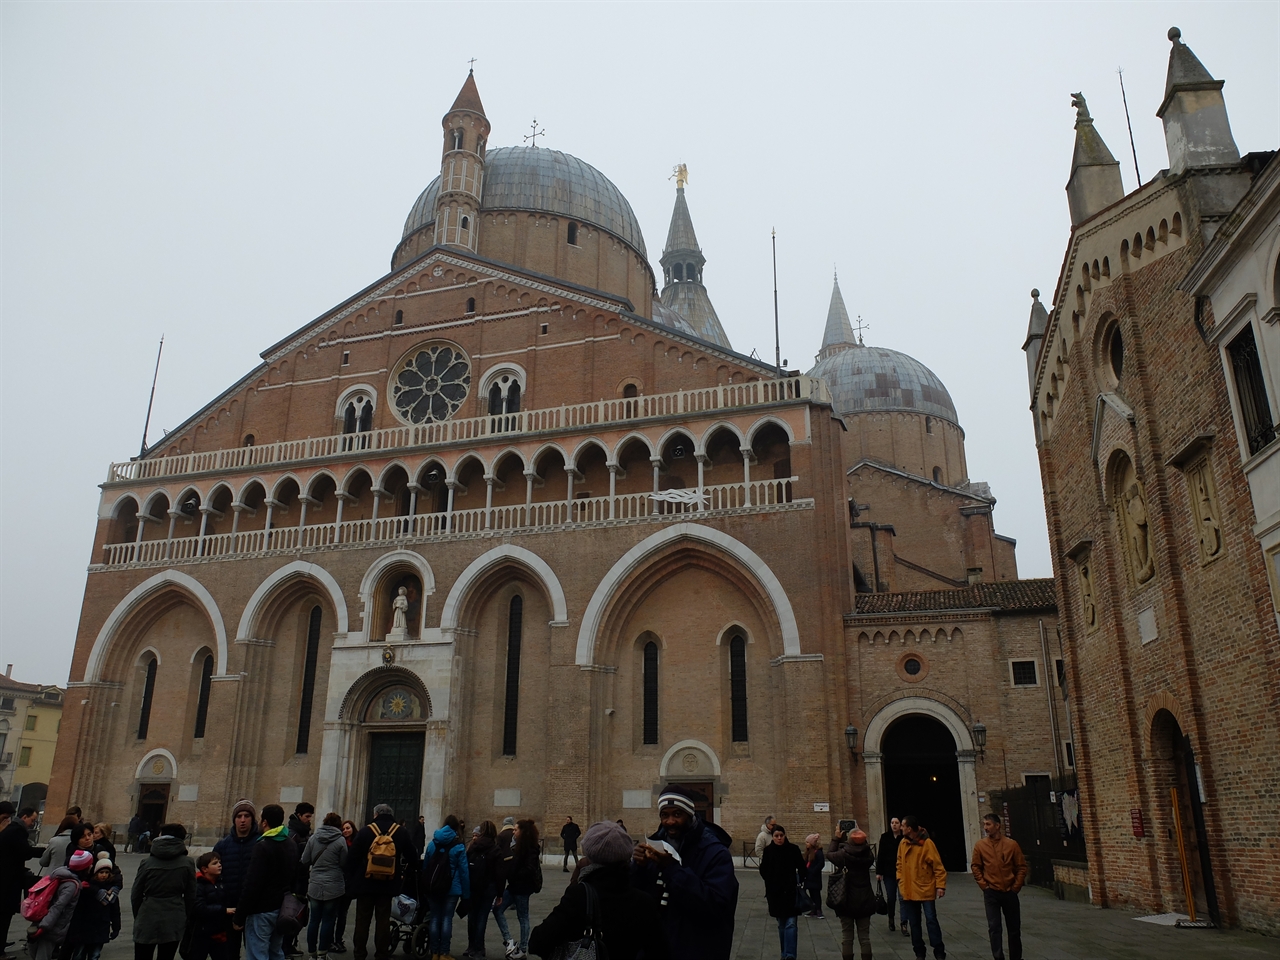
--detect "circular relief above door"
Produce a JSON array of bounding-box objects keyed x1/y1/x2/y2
[{"x1": 390, "y1": 342, "x2": 471, "y2": 425}]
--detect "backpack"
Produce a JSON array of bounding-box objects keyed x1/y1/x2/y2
[
  {"x1": 365, "y1": 824, "x2": 400, "y2": 880},
  {"x1": 424, "y1": 840, "x2": 454, "y2": 896},
  {"x1": 21, "y1": 875, "x2": 60, "y2": 922}
]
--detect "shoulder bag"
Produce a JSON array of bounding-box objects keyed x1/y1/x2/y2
[
  {"x1": 548, "y1": 883, "x2": 608, "y2": 960},
  {"x1": 825, "y1": 864, "x2": 849, "y2": 912}
]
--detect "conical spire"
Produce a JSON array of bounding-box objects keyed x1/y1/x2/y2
[
  {"x1": 663, "y1": 187, "x2": 701, "y2": 255},
  {"x1": 820, "y1": 272, "x2": 857, "y2": 355},
  {"x1": 1022, "y1": 288, "x2": 1049, "y2": 399},
  {"x1": 657, "y1": 172, "x2": 731, "y2": 349},
  {"x1": 449, "y1": 70, "x2": 486, "y2": 115},
  {"x1": 1157, "y1": 27, "x2": 1239, "y2": 174},
  {"x1": 1066, "y1": 92, "x2": 1124, "y2": 226}
]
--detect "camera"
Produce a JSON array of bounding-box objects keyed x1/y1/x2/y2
[{"x1": 838, "y1": 819, "x2": 858, "y2": 834}]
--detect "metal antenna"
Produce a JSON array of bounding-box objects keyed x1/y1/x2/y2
[
  {"x1": 771, "y1": 229, "x2": 781, "y2": 378},
  {"x1": 139, "y1": 335, "x2": 164, "y2": 459},
  {"x1": 1118, "y1": 67, "x2": 1142, "y2": 186}
]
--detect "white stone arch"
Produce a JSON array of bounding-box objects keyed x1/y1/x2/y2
[
  {"x1": 141, "y1": 489, "x2": 173, "y2": 518},
  {"x1": 376, "y1": 460, "x2": 414, "y2": 489},
  {"x1": 661, "y1": 738, "x2": 722, "y2": 777},
  {"x1": 270, "y1": 473, "x2": 303, "y2": 500},
  {"x1": 746, "y1": 415, "x2": 796, "y2": 446},
  {"x1": 134, "y1": 748, "x2": 179, "y2": 782},
  {"x1": 449, "y1": 451, "x2": 489, "y2": 484},
  {"x1": 861, "y1": 695, "x2": 980, "y2": 857},
  {"x1": 654, "y1": 425, "x2": 698, "y2": 458},
  {"x1": 575, "y1": 523, "x2": 802, "y2": 666},
  {"x1": 527, "y1": 442, "x2": 570, "y2": 476},
  {"x1": 486, "y1": 446, "x2": 527, "y2": 478},
  {"x1": 100, "y1": 491, "x2": 142, "y2": 521},
  {"x1": 715, "y1": 621, "x2": 753, "y2": 646},
  {"x1": 235, "y1": 476, "x2": 270, "y2": 503},
  {"x1": 85, "y1": 570, "x2": 228, "y2": 682},
  {"x1": 440, "y1": 544, "x2": 568, "y2": 640},
  {"x1": 476, "y1": 360, "x2": 527, "y2": 397},
  {"x1": 611, "y1": 431, "x2": 656, "y2": 463},
  {"x1": 339, "y1": 463, "x2": 377, "y2": 495},
  {"x1": 303, "y1": 469, "x2": 341, "y2": 499},
  {"x1": 356, "y1": 550, "x2": 437, "y2": 640},
  {"x1": 205, "y1": 480, "x2": 236, "y2": 504},
  {"x1": 569, "y1": 437, "x2": 611, "y2": 469},
  {"x1": 237, "y1": 559, "x2": 350, "y2": 640},
  {"x1": 698, "y1": 420, "x2": 747, "y2": 455},
  {"x1": 335, "y1": 382, "x2": 379, "y2": 418}
]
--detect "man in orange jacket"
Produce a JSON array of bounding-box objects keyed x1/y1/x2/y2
[
  {"x1": 970, "y1": 813, "x2": 1028, "y2": 960},
  {"x1": 895, "y1": 816, "x2": 947, "y2": 960}
]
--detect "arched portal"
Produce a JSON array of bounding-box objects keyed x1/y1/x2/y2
[
  {"x1": 1149, "y1": 709, "x2": 1216, "y2": 920},
  {"x1": 882, "y1": 715, "x2": 965, "y2": 870}
]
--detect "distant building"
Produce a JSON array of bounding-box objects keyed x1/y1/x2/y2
[
  {"x1": 0, "y1": 667, "x2": 66, "y2": 817},
  {"x1": 1023, "y1": 28, "x2": 1279, "y2": 933}
]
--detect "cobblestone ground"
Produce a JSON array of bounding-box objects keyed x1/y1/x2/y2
[{"x1": 10, "y1": 855, "x2": 1273, "y2": 960}]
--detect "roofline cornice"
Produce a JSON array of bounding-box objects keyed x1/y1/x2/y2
[{"x1": 1178, "y1": 152, "x2": 1280, "y2": 295}]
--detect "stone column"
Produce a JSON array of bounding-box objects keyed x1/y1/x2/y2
[
  {"x1": 863, "y1": 750, "x2": 886, "y2": 837},
  {"x1": 445, "y1": 481, "x2": 457, "y2": 532},
  {"x1": 740, "y1": 448, "x2": 754, "y2": 504},
  {"x1": 696, "y1": 454, "x2": 708, "y2": 509},
  {"x1": 957, "y1": 748, "x2": 981, "y2": 856},
  {"x1": 607, "y1": 463, "x2": 619, "y2": 519}
]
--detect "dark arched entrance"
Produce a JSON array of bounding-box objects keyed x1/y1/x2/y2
[{"x1": 883, "y1": 714, "x2": 966, "y2": 870}]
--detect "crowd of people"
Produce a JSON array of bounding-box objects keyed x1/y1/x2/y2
[{"x1": 0, "y1": 791, "x2": 1029, "y2": 960}]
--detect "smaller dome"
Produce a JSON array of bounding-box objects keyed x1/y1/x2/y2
[{"x1": 809, "y1": 345, "x2": 959, "y2": 425}]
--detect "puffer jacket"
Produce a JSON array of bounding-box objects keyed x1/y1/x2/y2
[
  {"x1": 36, "y1": 867, "x2": 82, "y2": 942},
  {"x1": 130, "y1": 836, "x2": 196, "y2": 943},
  {"x1": 302, "y1": 825, "x2": 349, "y2": 901},
  {"x1": 423, "y1": 826, "x2": 470, "y2": 899},
  {"x1": 66, "y1": 875, "x2": 121, "y2": 945},
  {"x1": 631, "y1": 818, "x2": 739, "y2": 960},
  {"x1": 212, "y1": 825, "x2": 260, "y2": 906},
  {"x1": 827, "y1": 837, "x2": 876, "y2": 919},
  {"x1": 896, "y1": 835, "x2": 946, "y2": 901}
]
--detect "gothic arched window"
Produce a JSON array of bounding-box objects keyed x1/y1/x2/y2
[
  {"x1": 642, "y1": 641, "x2": 659, "y2": 744},
  {"x1": 296, "y1": 605, "x2": 322, "y2": 754},
  {"x1": 502, "y1": 595, "x2": 523, "y2": 756},
  {"x1": 193, "y1": 654, "x2": 214, "y2": 739},
  {"x1": 137, "y1": 656, "x2": 158, "y2": 740},
  {"x1": 673, "y1": 263, "x2": 684, "y2": 282},
  {"x1": 729, "y1": 635, "x2": 748, "y2": 742},
  {"x1": 452, "y1": 129, "x2": 463, "y2": 151}
]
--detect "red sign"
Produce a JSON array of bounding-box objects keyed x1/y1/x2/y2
[{"x1": 1130, "y1": 807, "x2": 1145, "y2": 838}]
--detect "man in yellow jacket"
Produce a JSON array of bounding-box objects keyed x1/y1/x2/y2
[
  {"x1": 970, "y1": 813, "x2": 1028, "y2": 960},
  {"x1": 895, "y1": 816, "x2": 947, "y2": 960}
]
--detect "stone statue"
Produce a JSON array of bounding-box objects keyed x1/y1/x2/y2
[
  {"x1": 1078, "y1": 558, "x2": 1097, "y2": 631},
  {"x1": 1123, "y1": 482, "x2": 1155, "y2": 584},
  {"x1": 392, "y1": 586, "x2": 409, "y2": 631},
  {"x1": 1071, "y1": 92, "x2": 1091, "y2": 123},
  {"x1": 1193, "y1": 464, "x2": 1223, "y2": 560}
]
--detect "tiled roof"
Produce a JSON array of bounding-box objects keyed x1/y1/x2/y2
[
  {"x1": 0, "y1": 674, "x2": 62, "y2": 695},
  {"x1": 851, "y1": 579, "x2": 1057, "y2": 616}
]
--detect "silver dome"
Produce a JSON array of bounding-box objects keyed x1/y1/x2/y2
[
  {"x1": 808, "y1": 345, "x2": 960, "y2": 425},
  {"x1": 401, "y1": 146, "x2": 647, "y2": 258}
]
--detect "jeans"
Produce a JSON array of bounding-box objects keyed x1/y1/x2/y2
[
  {"x1": 982, "y1": 889, "x2": 1022, "y2": 960},
  {"x1": 775, "y1": 915, "x2": 797, "y2": 959},
  {"x1": 425, "y1": 895, "x2": 458, "y2": 955},
  {"x1": 880, "y1": 874, "x2": 903, "y2": 924},
  {"x1": 838, "y1": 916, "x2": 872, "y2": 960},
  {"x1": 352, "y1": 896, "x2": 390, "y2": 960},
  {"x1": 491, "y1": 890, "x2": 530, "y2": 951},
  {"x1": 902, "y1": 899, "x2": 945, "y2": 959},
  {"x1": 307, "y1": 898, "x2": 342, "y2": 955},
  {"x1": 467, "y1": 886, "x2": 494, "y2": 954},
  {"x1": 243, "y1": 912, "x2": 284, "y2": 960}
]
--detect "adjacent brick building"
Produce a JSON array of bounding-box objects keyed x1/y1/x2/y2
[{"x1": 1023, "y1": 28, "x2": 1279, "y2": 933}]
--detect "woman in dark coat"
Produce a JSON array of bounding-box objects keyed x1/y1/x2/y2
[
  {"x1": 330, "y1": 820, "x2": 359, "y2": 953},
  {"x1": 757, "y1": 824, "x2": 805, "y2": 960},
  {"x1": 463, "y1": 821, "x2": 499, "y2": 958},
  {"x1": 130, "y1": 824, "x2": 196, "y2": 960},
  {"x1": 802, "y1": 834, "x2": 825, "y2": 919},
  {"x1": 827, "y1": 828, "x2": 877, "y2": 960},
  {"x1": 528, "y1": 821, "x2": 668, "y2": 960}
]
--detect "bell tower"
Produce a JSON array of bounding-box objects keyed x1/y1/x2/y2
[{"x1": 434, "y1": 71, "x2": 490, "y2": 252}]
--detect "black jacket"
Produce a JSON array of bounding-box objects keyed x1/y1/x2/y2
[
  {"x1": 758, "y1": 840, "x2": 806, "y2": 919},
  {"x1": 874, "y1": 831, "x2": 902, "y2": 877},
  {"x1": 66, "y1": 877, "x2": 121, "y2": 945},
  {"x1": 191, "y1": 874, "x2": 230, "y2": 945},
  {"x1": 494, "y1": 842, "x2": 541, "y2": 898},
  {"x1": 631, "y1": 818, "x2": 738, "y2": 960},
  {"x1": 804, "y1": 848, "x2": 825, "y2": 890},
  {"x1": 529, "y1": 861, "x2": 668, "y2": 960},
  {"x1": 559, "y1": 822, "x2": 581, "y2": 849},
  {"x1": 828, "y1": 838, "x2": 877, "y2": 919},
  {"x1": 0, "y1": 819, "x2": 41, "y2": 911},
  {"x1": 234, "y1": 830, "x2": 299, "y2": 924},
  {"x1": 465, "y1": 835, "x2": 499, "y2": 897},
  {"x1": 212, "y1": 826, "x2": 261, "y2": 905},
  {"x1": 288, "y1": 816, "x2": 313, "y2": 895},
  {"x1": 347, "y1": 815, "x2": 417, "y2": 899}
]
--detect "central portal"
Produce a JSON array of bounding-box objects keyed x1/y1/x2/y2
[
  {"x1": 366, "y1": 731, "x2": 424, "y2": 823},
  {"x1": 882, "y1": 714, "x2": 965, "y2": 871}
]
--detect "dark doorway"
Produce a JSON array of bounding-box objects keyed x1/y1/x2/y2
[
  {"x1": 672, "y1": 782, "x2": 714, "y2": 823},
  {"x1": 136, "y1": 782, "x2": 170, "y2": 837},
  {"x1": 1151, "y1": 710, "x2": 1219, "y2": 924},
  {"x1": 366, "y1": 731, "x2": 425, "y2": 824},
  {"x1": 882, "y1": 715, "x2": 966, "y2": 871}
]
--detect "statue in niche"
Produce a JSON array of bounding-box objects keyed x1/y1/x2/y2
[
  {"x1": 1122, "y1": 480, "x2": 1155, "y2": 584},
  {"x1": 1192, "y1": 461, "x2": 1223, "y2": 562},
  {"x1": 382, "y1": 574, "x2": 422, "y2": 640},
  {"x1": 391, "y1": 587, "x2": 409, "y2": 631},
  {"x1": 1078, "y1": 557, "x2": 1098, "y2": 632}
]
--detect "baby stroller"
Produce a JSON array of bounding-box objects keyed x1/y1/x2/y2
[{"x1": 387, "y1": 894, "x2": 429, "y2": 958}]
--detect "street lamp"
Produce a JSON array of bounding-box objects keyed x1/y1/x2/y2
[
  {"x1": 972, "y1": 722, "x2": 987, "y2": 760},
  {"x1": 845, "y1": 724, "x2": 859, "y2": 764}
]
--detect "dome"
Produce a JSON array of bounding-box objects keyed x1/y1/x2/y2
[
  {"x1": 808, "y1": 345, "x2": 960, "y2": 425},
  {"x1": 401, "y1": 146, "x2": 647, "y2": 258}
]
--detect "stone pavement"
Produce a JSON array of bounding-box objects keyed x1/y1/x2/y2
[{"x1": 8, "y1": 855, "x2": 1274, "y2": 960}]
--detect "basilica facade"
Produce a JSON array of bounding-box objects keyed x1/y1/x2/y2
[{"x1": 48, "y1": 73, "x2": 1062, "y2": 871}]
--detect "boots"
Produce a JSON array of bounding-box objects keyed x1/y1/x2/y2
[{"x1": 889, "y1": 917, "x2": 896, "y2": 931}]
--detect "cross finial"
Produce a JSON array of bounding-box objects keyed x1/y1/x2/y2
[
  {"x1": 467, "y1": 57, "x2": 477, "y2": 73},
  {"x1": 523, "y1": 118, "x2": 545, "y2": 147},
  {"x1": 852, "y1": 315, "x2": 870, "y2": 345}
]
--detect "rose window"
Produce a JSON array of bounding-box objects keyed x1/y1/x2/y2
[{"x1": 391, "y1": 343, "x2": 471, "y2": 424}]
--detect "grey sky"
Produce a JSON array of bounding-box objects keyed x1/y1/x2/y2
[{"x1": 2, "y1": 2, "x2": 1276, "y2": 685}]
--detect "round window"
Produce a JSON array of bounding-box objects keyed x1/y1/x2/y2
[
  {"x1": 903, "y1": 657, "x2": 922, "y2": 676},
  {"x1": 390, "y1": 343, "x2": 471, "y2": 424},
  {"x1": 1109, "y1": 326, "x2": 1124, "y2": 380}
]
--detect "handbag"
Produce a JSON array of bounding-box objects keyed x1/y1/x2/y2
[
  {"x1": 548, "y1": 883, "x2": 607, "y2": 960},
  {"x1": 275, "y1": 892, "x2": 307, "y2": 935},
  {"x1": 873, "y1": 880, "x2": 889, "y2": 916},
  {"x1": 825, "y1": 866, "x2": 849, "y2": 912},
  {"x1": 793, "y1": 881, "x2": 812, "y2": 914}
]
